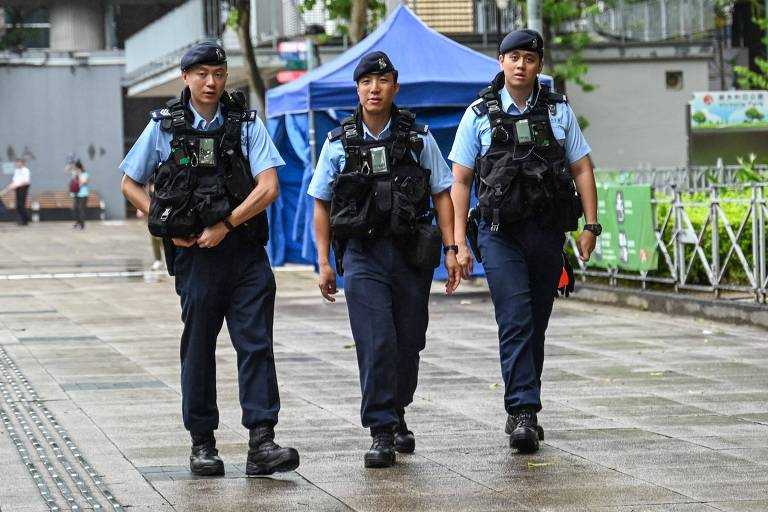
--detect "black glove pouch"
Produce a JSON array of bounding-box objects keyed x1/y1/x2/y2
[{"x1": 403, "y1": 222, "x2": 442, "y2": 270}]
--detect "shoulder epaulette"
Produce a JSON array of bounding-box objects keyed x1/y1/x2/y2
[
  {"x1": 241, "y1": 110, "x2": 259, "y2": 122},
  {"x1": 328, "y1": 126, "x2": 344, "y2": 141},
  {"x1": 472, "y1": 101, "x2": 488, "y2": 116},
  {"x1": 150, "y1": 108, "x2": 173, "y2": 121},
  {"x1": 546, "y1": 91, "x2": 567, "y2": 103},
  {"x1": 413, "y1": 123, "x2": 429, "y2": 134},
  {"x1": 478, "y1": 85, "x2": 494, "y2": 98}
]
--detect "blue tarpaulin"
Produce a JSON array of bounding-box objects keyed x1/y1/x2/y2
[{"x1": 265, "y1": 5, "x2": 550, "y2": 277}]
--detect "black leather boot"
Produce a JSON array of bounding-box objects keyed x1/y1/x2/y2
[
  {"x1": 246, "y1": 425, "x2": 300, "y2": 476},
  {"x1": 394, "y1": 410, "x2": 415, "y2": 454},
  {"x1": 506, "y1": 407, "x2": 540, "y2": 453},
  {"x1": 364, "y1": 427, "x2": 396, "y2": 468},
  {"x1": 189, "y1": 432, "x2": 225, "y2": 476},
  {"x1": 505, "y1": 414, "x2": 545, "y2": 440}
]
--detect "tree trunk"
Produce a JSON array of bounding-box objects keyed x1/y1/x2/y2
[
  {"x1": 235, "y1": 0, "x2": 267, "y2": 115},
  {"x1": 349, "y1": 0, "x2": 368, "y2": 44}
]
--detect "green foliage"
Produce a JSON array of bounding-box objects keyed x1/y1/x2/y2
[
  {"x1": 734, "y1": 8, "x2": 768, "y2": 89},
  {"x1": 299, "y1": 0, "x2": 386, "y2": 37},
  {"x1": 577, "y1": 115, "x2": 590, "y2": 131},
  {"x1": 654, "y1": 189, "x2": 757, "y2": 285},
  {"x1": 0, "y1": 7, "x2": 33, "y2": 52},
  {"x1": 522, "y1": 0, "x2": 605, "y2": 94}
]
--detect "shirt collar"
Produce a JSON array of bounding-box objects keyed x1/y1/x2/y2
[
  {"x1": 188, "y1": 101, "x2": 223, "y2": 130},
  {"x1": 499, "y1": 85, "x2": 537, "y2": 115},
  {"x1": 362, "y1": 118, "x2": 392, "y2": 140}
]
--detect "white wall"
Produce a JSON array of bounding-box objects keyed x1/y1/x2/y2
[
  {"x1": 0, "y1": 63, "x2": 126, "y2": 219},
  {"x1": 566, "y1": 58, "x2": 709, "y2": 169}
]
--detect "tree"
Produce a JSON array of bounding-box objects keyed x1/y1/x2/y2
[
  {"x1": 521, "y1": 0, "x2": 607, "y2": 95},
  {"x1": 745, "y1": 106, "x2": 764, "y2": 122},
  {"x1": 734, "y1": 2, "x2": 768, "y2": 89},
  {"x1": 0, "y1": 6, "x2": 35, "y2": 53},
  {"x1": 300, "y1": 0, "x2": 386, "y2": 43},
  {"x1": 227, "y1": 1, "x2": 267, "y2": 114},
  {"x1": 692, "y1": 111, "x2": 707, "y2": 124}
]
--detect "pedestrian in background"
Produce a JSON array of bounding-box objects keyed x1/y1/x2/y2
[
  {"x1": 1, "y1": 158, "x2": 31, "y2": 225},
  {"x1": 72, "y1": 161, "x2": 89, "y2": 229}
]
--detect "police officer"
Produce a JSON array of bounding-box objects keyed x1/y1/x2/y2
[
  {"x1": 309, "y1": 51, "x2": 461, "y2": 468},
  {"x1": 449, "y1": 30, "x2": 601, "y2": 453},
  {"x1": 119, "y1": 42, "x2": 300, "y2": 476}
]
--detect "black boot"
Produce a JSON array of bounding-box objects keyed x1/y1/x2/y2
[
  {"x1": 506, "y1": 407, "x2": 540, "y2": 453},
  {"x1": 394, "y1": 410, "x2": 415, "y2": 454},
  {"x1": 189, "y1": 432, "x2": 225, "y2": 476},
  {"x1": 505, "y1": 415, "x2": 545, "y2": 440},
  {"x1": 364, "y1": 427, "x2": 396, "y2": 468},
  {"x1": 246, "y1": 425, "x2": 300, "y2": 476}
]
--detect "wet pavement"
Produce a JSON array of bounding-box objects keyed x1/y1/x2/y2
[{"x1": 1, "y1": 220, "x2": 768, "y2": 512}]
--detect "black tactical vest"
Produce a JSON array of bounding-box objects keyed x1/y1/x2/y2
[
  {"x1": 147, "y1": 88, "x2": 268, "y2": 245},
  {"x1": 473, "y1": 72, "x2": 582, "y2": 232},
  {"x1": 328, "y1": 105, "x2": 432, "y2": 239}
]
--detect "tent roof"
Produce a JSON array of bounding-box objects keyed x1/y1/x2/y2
[{"x1": 266, "y1": 5, "x2": 502, "y2": 117}]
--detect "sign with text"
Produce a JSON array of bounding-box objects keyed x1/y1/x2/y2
[
  {"x1": 587, "y1": 184, "x2": 658, "y2": 272},
  {"x1": 689, "y1": 91, "x2": 768, "y2": 130}
]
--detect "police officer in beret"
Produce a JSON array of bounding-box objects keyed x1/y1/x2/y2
[
  {"x1": 449, "y1": 30, "x2": 601, "y2": 453},
  {"x1": 119, "y1": 41, "x2": 300, "y2": 476},
  {"x1": 309, "y1": 51, "x2": 461, "y2": 468}
]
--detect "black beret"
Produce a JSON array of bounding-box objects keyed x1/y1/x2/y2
[
  {"x1": 180, "y1": 41, "x2": 227, "y2": 71},
  {"x1": 499, "y1": 29, "x2": 544, "y2": 57},
  {"x1": 353, "y1": 51, "x2": 397, "y2": 82}
]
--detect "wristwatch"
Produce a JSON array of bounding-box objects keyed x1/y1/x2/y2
[
  {"x1": 583, "y1": 223, "x2": 602, "y2": 236},
  {"x1": 223, "y1": 219, "x2": 235, "y2": 232},
  {"x1": 443, "y1": 244, "x2": 459, "y2": 255}
]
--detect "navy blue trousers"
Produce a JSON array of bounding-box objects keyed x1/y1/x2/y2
[
  {"x1": 343, "y1": 237, "x2": 433, "y2": 429},
  {"x1": 478, "y1": 219, "x2": 564, "y2": 413},
  {"x1": 173, "y1": 232, "x2": 279, "y2": 433}
]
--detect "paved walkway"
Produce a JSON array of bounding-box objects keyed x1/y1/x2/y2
[{"x1": 1, "y1": 220, "x2": 768, "y2": 512}]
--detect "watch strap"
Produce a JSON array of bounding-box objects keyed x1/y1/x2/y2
[
  {"x1": 443, "y1": 244, "x2": 459, "y2": 255},
  {"x1": 223, "y1": 219, "x2": 235, "y2": 232}
]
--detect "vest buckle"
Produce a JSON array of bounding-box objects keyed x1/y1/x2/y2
[{"x1": 486, "y1": 100, "x2": 501, "y2": 114}]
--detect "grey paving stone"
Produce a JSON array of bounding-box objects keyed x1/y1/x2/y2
[{"x1": 1, "y1": 221, "x2": 768, "y2": 511}]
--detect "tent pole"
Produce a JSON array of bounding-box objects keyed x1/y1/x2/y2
[{"x1": 307, "y1": 36, "x2": 318, "y2": 168}]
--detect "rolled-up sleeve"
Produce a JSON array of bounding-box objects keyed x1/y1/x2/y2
[
  {"x1": 243, "y1": 117, "x2": 285, "y2": 177},
  {"x1": 307, "y1": 139, "x2": 342, "y2": 201},
  {"x1": 448, "y1": 105, "x2": 482, "y2": 170},
  {"x1": 420, "y1": 131, "x2": 453, "y2": 194},
  {"x1": 119, "y1": 121, "x2": 161, "y2": 184}
]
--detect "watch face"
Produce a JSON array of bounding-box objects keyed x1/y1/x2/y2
[{"x1": 587, "y1": 224, "x2": 602, "y2": 236}]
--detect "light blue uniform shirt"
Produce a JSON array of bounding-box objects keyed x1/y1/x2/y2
[
  {"x1": 448, "y1": 85, "x2": 591, "y2": 169},
  {"x1": 119, "y1": 102, "x2": 284, "y2": 184},
  {"x1": 308, "y1": 118, "x2": 454, "y2": 201}
]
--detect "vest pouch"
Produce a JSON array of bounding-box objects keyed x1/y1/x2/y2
[
  {"x1": 193, "y1": 180, "x2": 231, "y2": 227},
  {"x1": 554, "y1": 168, "x2": 583, "y2": 232},
  {"x1": 148, "y1": 165, "x2": 200, "y2": 238},
  {"x1": 403, "y1": 222, "x2": 442, "y2": 270},
  {"x1": 477, "y1": 156, "x2": 526, "y2": 226},
  {"x1": 520, "y1": 160, "x2": 554, "y2": 213},
  {"x1": 330, "y1": 172, "x2": 375, "y2": 238}
]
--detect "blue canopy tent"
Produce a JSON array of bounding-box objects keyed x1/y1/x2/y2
[{"x1": 265, "y1": 5, "x2": 551, "y2": 278}]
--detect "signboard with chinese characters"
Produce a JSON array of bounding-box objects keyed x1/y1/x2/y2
[
  {"x1": 689, "y1": 91, "x2": 768, "y2": 130},
  {"x1": 587, "y1": 184, "x2": 658, "y2": 272}
]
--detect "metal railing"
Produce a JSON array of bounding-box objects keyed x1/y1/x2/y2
[
  {"x1": 593, "y1": 165, "x2": 768, "y2": 193},
  {"x1": 591, "y1": 0, "x2": 716, "y2": 42},
  {"x1": 568, "y1": 178, "x2": 768, "y2": 303}
]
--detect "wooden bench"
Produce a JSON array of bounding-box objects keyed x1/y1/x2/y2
[
  {"x1": 0, "y1": 189, "x2": 33, "y2": 221},
  {"x1": 33, "y1": 191, "x2": 104, "y2": 221}
]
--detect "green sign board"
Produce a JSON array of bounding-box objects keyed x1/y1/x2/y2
[{"x1": 587, "y1": 184, "x2": 658, "y2": 271}]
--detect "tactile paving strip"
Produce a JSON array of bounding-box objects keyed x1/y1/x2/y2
[{"x1": 0, "y1": 346, "x2": 124, "y2": 511}]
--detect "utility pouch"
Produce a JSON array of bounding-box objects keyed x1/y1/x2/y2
[
  {"x1": 403, "y1": 222, "x2": 442, "y2": 269},
  {"x1": 554, "y1": 168, "x2": 583, "y2": 232},
  {"x1": 466, "y1": 207, "x2": 483, "y2": 263},
  {"x1": 148, "y1": 164, "x2": 199, "y2": 238},
  {"x1": 193, "y1": 181, "x2": 230, "y2": 227},
  {"x1": 330, "y1": 172, "x2": 374, "y2": 238}
]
